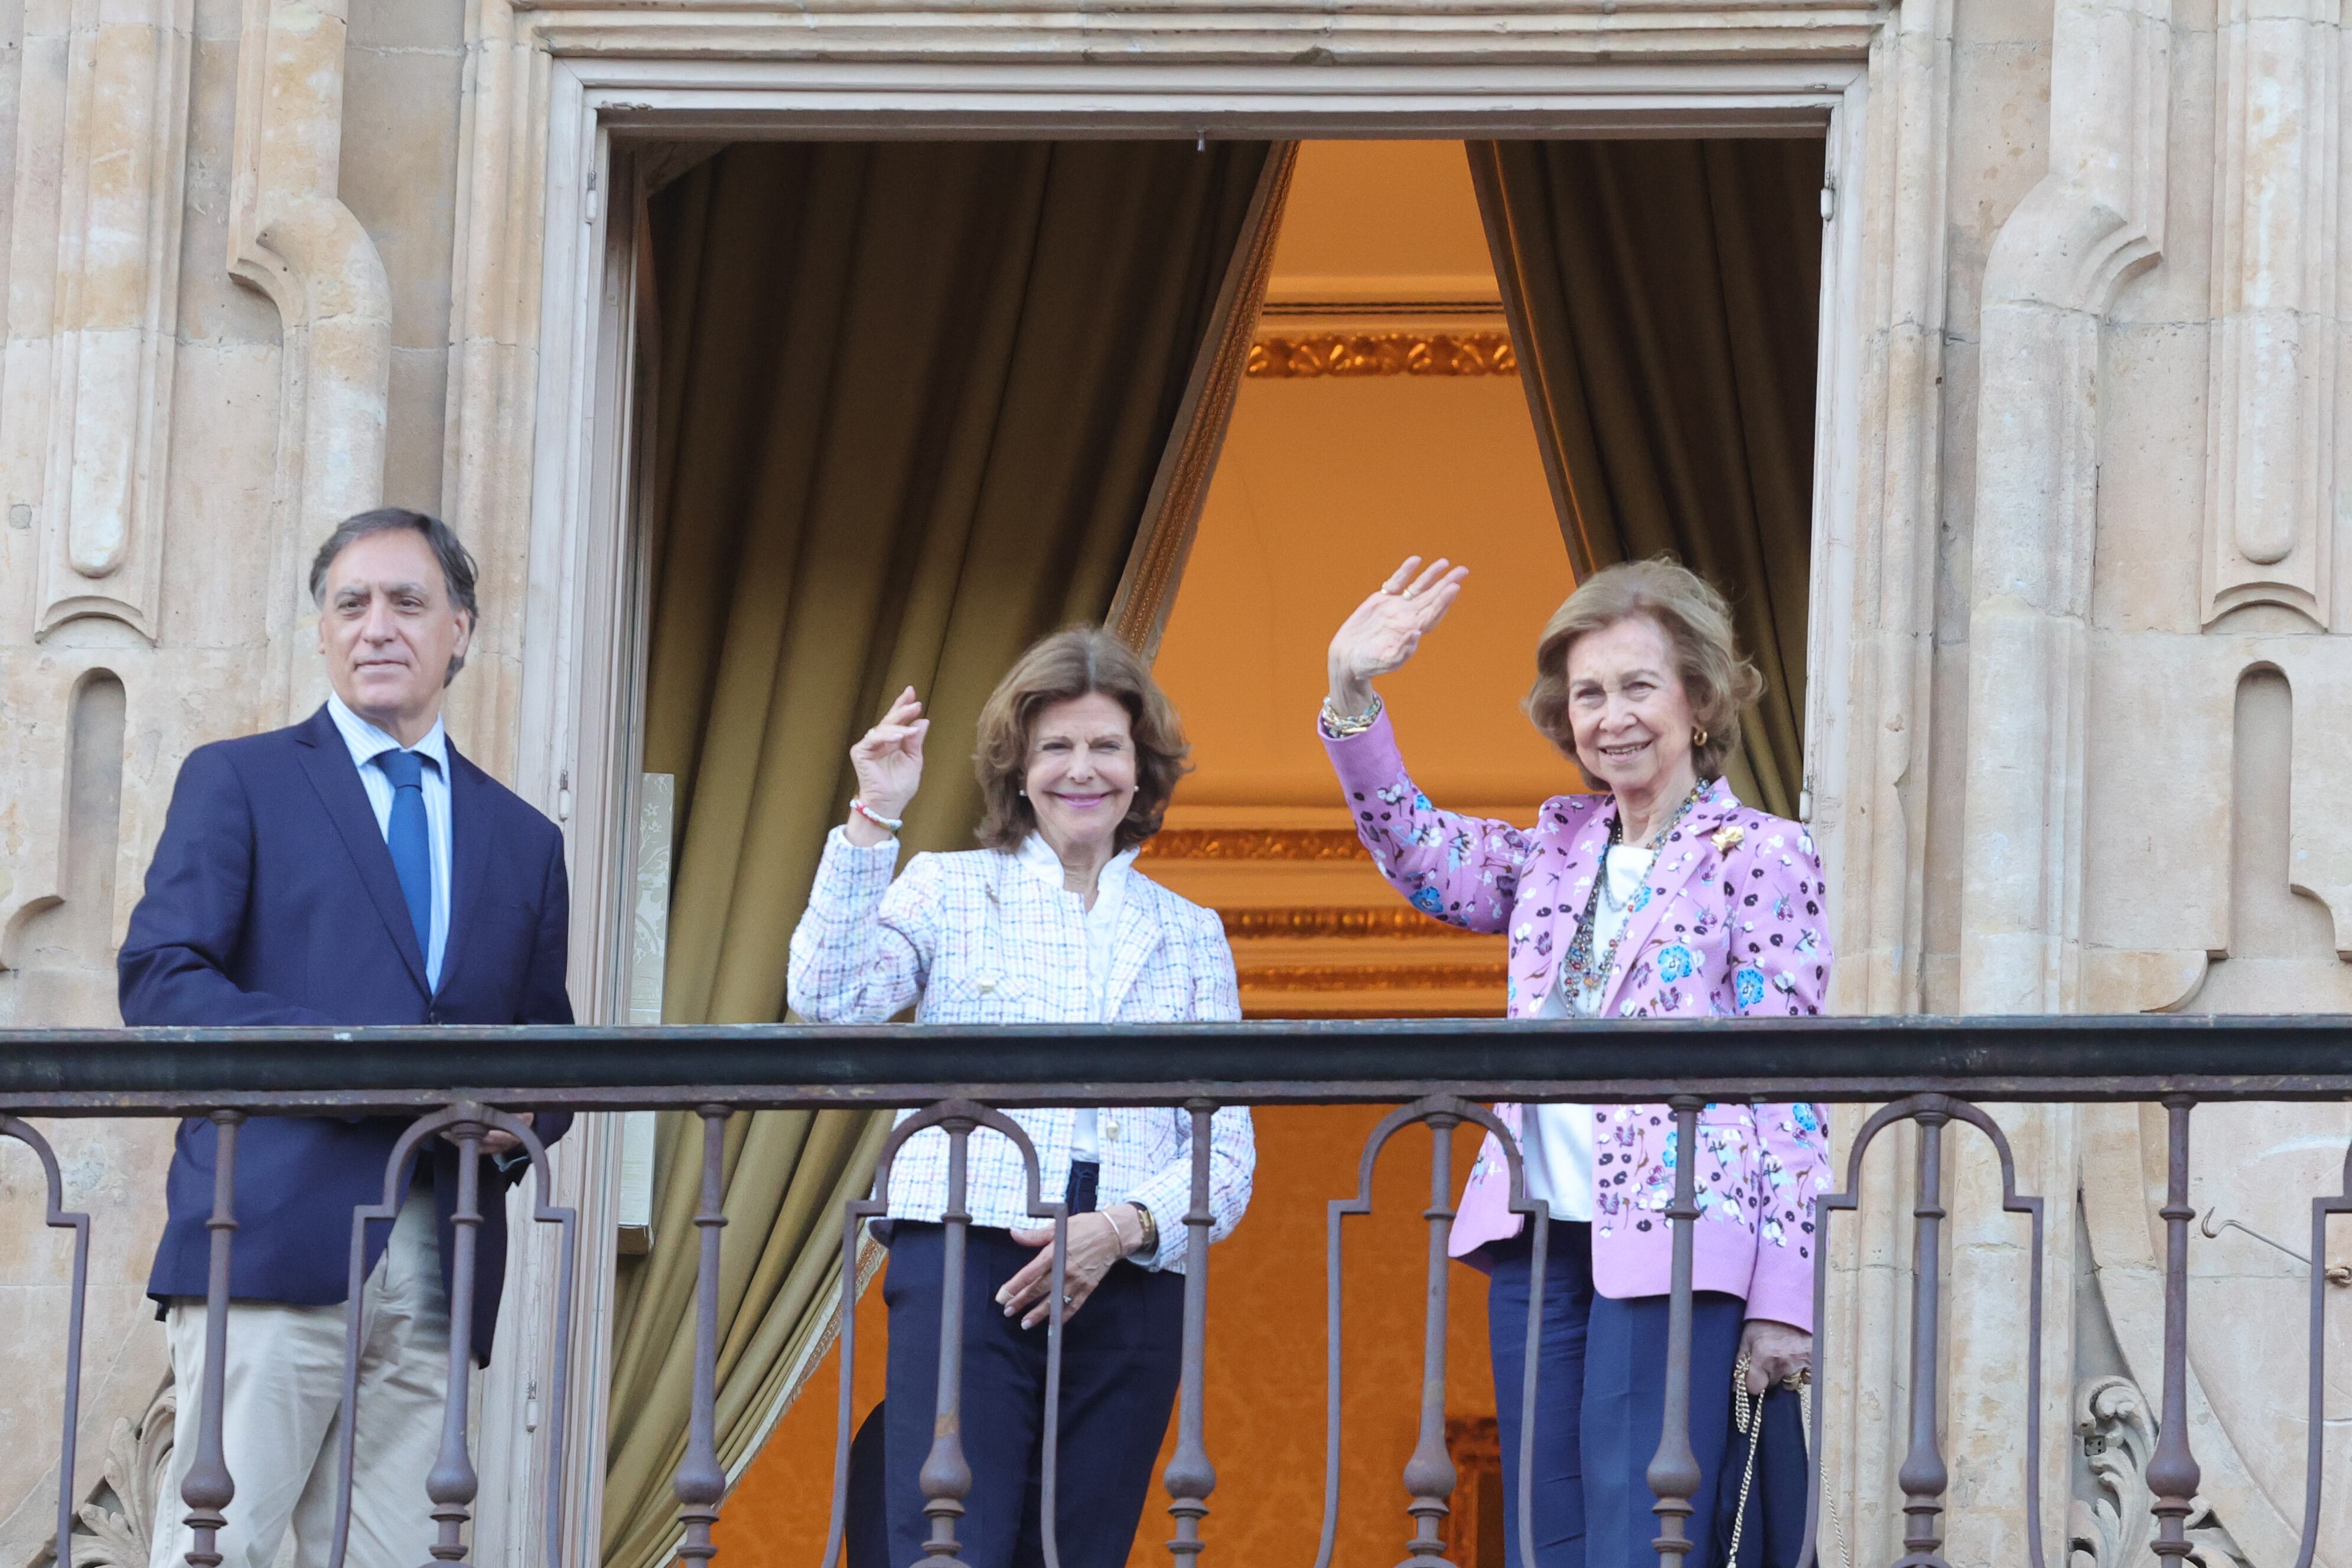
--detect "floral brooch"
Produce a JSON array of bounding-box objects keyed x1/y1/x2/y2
[{"x1": 1711, "y1": 824, "x2": 1745, "y2": 853}]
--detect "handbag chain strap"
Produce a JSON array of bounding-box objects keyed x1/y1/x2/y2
[{"x1": 1725, "y1": 1354, "x2": 1850, "y2": 1568}]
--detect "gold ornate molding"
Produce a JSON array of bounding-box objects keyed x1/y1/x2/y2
[
  {"x1": 1218, "y1": 906, "x2": 1492, "y2": 940},
  {"x1": 1142, "y1": 827, "x2": 1370, "y2": 861},
  {"x1": 1237, "y1": 961, "x2": 1508, "y2": 992},
  {"x1": 1247, "y1": 332, "x2": 1517, "y2": 379}
]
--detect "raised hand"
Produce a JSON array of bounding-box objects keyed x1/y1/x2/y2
[
  {"x1": 845, "y1": 687, "x2": 927, "y2": 845},
  {"x1": 1326, "y1": 556, "x2": 1470, "y2": 713}
]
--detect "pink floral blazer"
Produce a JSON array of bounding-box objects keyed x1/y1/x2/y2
[{"x1": 1325, "y1": 711, "x2": 1833, "y2": 1330}]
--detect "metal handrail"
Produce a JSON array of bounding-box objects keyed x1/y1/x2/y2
[{"x1": 5, "y1": 1013, "x2": 2352, "y2": 1109}]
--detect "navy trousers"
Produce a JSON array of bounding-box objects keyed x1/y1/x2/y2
[
  {"x1": 1485, "y1": 1220, "x2": 1806, "y2": 1568},
  {"x1": 881, "y1": 1214, "x2": 1183, "y2": 1568}
]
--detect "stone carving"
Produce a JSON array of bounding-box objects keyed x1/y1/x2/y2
[
  {"x1": 1962, "y1": 0, "x2": 2171, "y2": 1014},
  {"x1": 226, "y1": 0, "x2": 390, "y2": 722},
  {"x1": 31, "y1": 1377, "x2": 174, "y2": 1568},
  {"x1": 2068, "y1": 1375, "x2": 2255, "y2": 1568},
  {"x1": 1946, "y1": 0, "x2": 2174, "y2": 1546},
  {"x1": 32, "y1": 0, "x2": 194, "y2": 643},
  {"x1": 2070, "y1": 1375, "x2": 2157, "y2": 1568},
  {"x1": 2199, "y1": 0, "x2": 2341, "y2": 629}
]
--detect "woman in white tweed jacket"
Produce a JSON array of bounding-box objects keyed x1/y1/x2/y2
[{"x1": 787, "y1": 626, "x2": 1253, "y2": 1568}]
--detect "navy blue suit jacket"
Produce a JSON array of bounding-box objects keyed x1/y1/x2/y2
[{"x1": 120, "y1": 705, "x2": 575, "y2": 1365}]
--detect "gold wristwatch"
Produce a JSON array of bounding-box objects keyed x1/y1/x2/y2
[{"x1": 1128, "y1": 1201, "x2": 1159, "y2": 1256}]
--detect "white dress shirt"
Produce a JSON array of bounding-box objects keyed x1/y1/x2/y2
[
  {"x1": 1015, "y1": 832, "x2": 1140, "y2": 1163},
  {"x1": 1526, "y1": 841, "x2": 1657, "y2": 1221},
  {"x1": 325, "y1": 692, "x2": 453, "y2": 992}
]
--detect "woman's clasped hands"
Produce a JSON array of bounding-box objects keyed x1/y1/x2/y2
[{"x1": 996, "y1": 1207, "x2": 1146, "y2": 1329}]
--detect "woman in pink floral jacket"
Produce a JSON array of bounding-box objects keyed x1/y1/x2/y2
[{"x1": 1320, "y1": 555, "x2": 1832, "y2": 1568}]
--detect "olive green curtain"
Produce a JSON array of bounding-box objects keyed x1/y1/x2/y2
[
  {"x1": 1467, "y1": 139, "x2": 1823, "y2": 818},
  {"x1": 600, "y1": 138, "x2": 1281, "y2": 1568}
]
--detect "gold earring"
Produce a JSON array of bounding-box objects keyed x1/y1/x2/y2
[{"x1": 1692, "y1": 726, "x2": 1708, "y2": 747}]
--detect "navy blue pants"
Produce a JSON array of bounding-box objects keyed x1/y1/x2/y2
[
  {"x1": 1484, "y1": 1221, "x2": 1807, "y2": 1568},
  {"x1": 881, "y1": 1218, "x2": 1184, "y2": 1568}
]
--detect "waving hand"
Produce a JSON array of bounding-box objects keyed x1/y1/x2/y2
[{"x1": 1326, "y1": 556, "x2": 1470, "y2": 714}]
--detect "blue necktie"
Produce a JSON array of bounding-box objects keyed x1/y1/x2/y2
[{"x1": 376, "y1": 749, "x2": 434, "y2": 964}]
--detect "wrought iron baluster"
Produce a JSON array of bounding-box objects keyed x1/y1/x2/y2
[
  {"x1": 1037, "y1": 1148, "x2": 1070, "y2": 1568},
  {"x1": 1164, "y1": 1101, "x2": 1219, "y2": 1564},
  {"x1": 2288, "y1": 1135, "x2": 2352, "y2": 1568},
  {"x1": 1400, "y1": 1112, "x2": 1459, "y2": 1567},
  {"x1": 816, "y1": 1101, "x2": 1058, "y2": 1568},
  {"x1": 424, "y1": 1113, "x2": 489, "y2": 1564},
  {"x1": 182, "y1": 1108, "x2": 243, "y2": 1568},
  {"x1": 325, "y1": 1104, "x2": 576, "y2": 1568},
  {"x1": 2, "y1": 1116, "x2": 93, "y2": 1568},
  {"x1": 675, "y1": 1105, "x2": 732, "y2": 1567},
  {"x1": 919, "y1": 1117, "x2": 978, "y2": 1560},
  {"x1": 1895, "y1": 1107, "x2": 1950, "y2": 1565},
  {"x1": 1647, "y1": 1096, "x2": 1703, "y2": 1564},
  {"x1": 1513, "y1": 1189, "x2": 1550, "y2": 1568},
  {"x1": 1796, "y1": 1094, "x2": 2047, "y2": 1568},
  {"x1": 1310, "y1": 1094, "x2": 1532, "y2": 1568},
  {"x1": 2146, "y1": 1098, "x2": 2201, "y2": 1564},
  {"x1": 819, "y1": 1181, "x2": 878, "y2": 1568}
]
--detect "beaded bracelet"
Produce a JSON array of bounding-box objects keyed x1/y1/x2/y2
[{"x1": 851, "y1": 798, "x2": 904, "y2": 833}]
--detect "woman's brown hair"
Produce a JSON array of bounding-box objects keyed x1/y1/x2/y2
[
  {"x1": 1524, "y1": 558, "x2": 1764, "y2": 784},
  {"x1": 973, "y1": 626, "x2": 1192, "y2": 853}
]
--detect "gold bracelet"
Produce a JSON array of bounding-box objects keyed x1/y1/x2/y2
[
  {"x1": 1131, "y1": 1201, "x2": 1159, "y2": 1256},
  {"x1": 1318, "y1": 692, "x2": 1385, "y2": 738}
]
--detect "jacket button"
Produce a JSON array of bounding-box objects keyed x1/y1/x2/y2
[
  {"x1": 428, "y1": 1009, "x2": 443, "y2": 1025},
  {"x1": 975, "y1": 974, "x2": 997, "y2": 995},
  {"x1": 1105, "y1": 1118, "x2": 1122, "y2": 1141}
]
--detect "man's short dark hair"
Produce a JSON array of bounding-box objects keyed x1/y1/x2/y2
[{"x1": 310, "y1": 508, "x2": 481, "y2": 684}]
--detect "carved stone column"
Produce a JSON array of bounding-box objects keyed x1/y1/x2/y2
[
  {"x1": 1951, "y1": 0, "x2": 2171, "y2": 1559},
  {"x1": 2201, "y1": 0, "x2": 2341, "y2": 631},
  {"x1": 226, "y1": 0, "x2": 391, "y2": 722},
  {"x1": 28, "y1": 0, "x2": 193, "y2": 644}
]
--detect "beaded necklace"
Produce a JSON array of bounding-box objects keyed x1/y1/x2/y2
[{"x1": 1553, "y1": 780, "x2": 1709, "y2": 1009}]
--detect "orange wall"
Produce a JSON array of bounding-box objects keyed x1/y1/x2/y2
[
  {"x1": 712, "y1": 1107, "x2": 1494, "y2": 1568},
  {"x1": 1153, "y1": 373, "x2": 1579, "y2": 813},
  {"x1": 1152, "y1": 142, "x2": 1578, "y2": 817}
]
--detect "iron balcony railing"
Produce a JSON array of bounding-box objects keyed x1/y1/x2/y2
[{"x1": 7, "y1": 1015, "x2": 2352, "y2": 1568}]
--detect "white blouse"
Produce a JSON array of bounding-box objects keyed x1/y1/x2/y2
[
  {"x1": 1524, "y1": 842, "x2": 1656, "y2": 1222},
  {"x1": 1014, "y1": 832, "x2": 1141, "y2": 1163}
]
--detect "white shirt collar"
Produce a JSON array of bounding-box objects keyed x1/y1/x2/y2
[
  {"x1": 325, "y1": 690, "x2": 451, "y2": 774},
  {"x1": 1014, "y1": 832, "x2": 1138, "y2": 904}
]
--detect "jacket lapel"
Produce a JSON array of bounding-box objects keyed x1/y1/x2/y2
[
  {"x1": 1100, "y1": 875, "x2": 1165, "y2": 1021},
  {"x1": 436, "y1": 745, "x2": 495, "y2": 999},
  {"x1": 1597, "y1": 777, "x2": 1742, "y2": 1016},
  {"x1": 293, "y1": 706, "x2": 431, "y2": 997}
]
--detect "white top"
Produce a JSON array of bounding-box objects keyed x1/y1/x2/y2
[
  {"x1": 325, "y1": 692, "x2": 453, "y2": 992},
  {"x1": 1524, "y1": 842, "x2": 1656, "y2": 1221},
  {"x1": 1015, "y1": 832, "x2": 1141, "y2": 1163}
]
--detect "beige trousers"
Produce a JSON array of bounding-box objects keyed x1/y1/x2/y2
[{"x1": 150, "y1": 1190, "x2": 451, "y2": 1568}]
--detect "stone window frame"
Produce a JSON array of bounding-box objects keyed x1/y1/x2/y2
[{"x1": 437, "y1": 9, "x2": 1964, "y2": 1564}]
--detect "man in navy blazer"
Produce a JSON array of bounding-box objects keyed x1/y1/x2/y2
[{"x1": 121, "y1": 508, "x2": 574, "y2": 1568}]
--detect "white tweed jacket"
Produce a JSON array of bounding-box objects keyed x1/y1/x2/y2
[{"x1": 787, "y1": 827, "x2": 1253, "y2": 1272}]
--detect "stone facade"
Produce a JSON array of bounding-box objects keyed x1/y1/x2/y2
[{"x1": 0, "y1": 1, "x2": 2343, "y2": 1565}]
